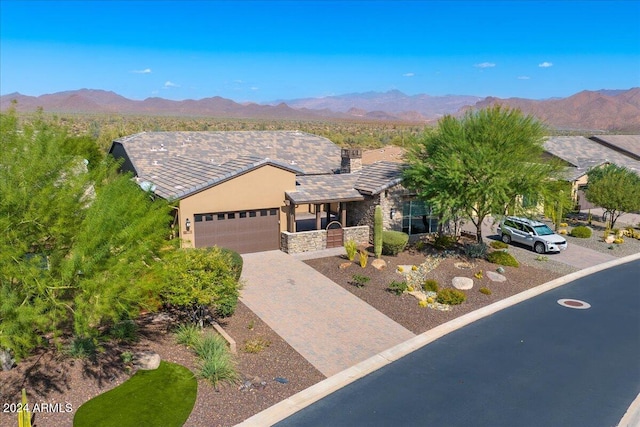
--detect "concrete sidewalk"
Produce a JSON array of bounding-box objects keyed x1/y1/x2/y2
[{"x1": 240, "y1": 250, "x2": 415, "y2": 377}]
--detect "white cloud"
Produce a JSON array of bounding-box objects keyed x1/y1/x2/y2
[
  {"x1": 538, "y1": 61, "x2": 553, "y2": 68},
  {"x1": 164, "y1": 81, "x2": 180, "y2": 88},
  {"x1": 517, "y1": 76, "x2": 531, "y2": 80},
  {"x1": 250, "y1": 86, "x2": 259, "y2": 91},
  {"x1": 403, "y1": 72, "x2": 415, "y2": 77},
  {"x1": 474, "y1": 62, "x2": 496, "y2": 68},
  {"x1": 132, "y1": 68, "x2": 152, "y2": 74}
]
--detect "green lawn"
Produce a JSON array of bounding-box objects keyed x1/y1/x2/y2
[{"x1": 73, "y1": 361, "x2": 197, "y2": 427}]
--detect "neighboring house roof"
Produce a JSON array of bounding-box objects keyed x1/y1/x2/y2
[
  {"x1": 111, "y1": 130, "x2": 342, "y2": 177},
  {"x1": 544, "y1": 136, "x2": 640, "y2": 180},
  {"x1": 589, "y1": 135, "x2": 640, "y2": 161},
  {"x1": 140, "y1": 155, "x2": 302, "y2": 200}
]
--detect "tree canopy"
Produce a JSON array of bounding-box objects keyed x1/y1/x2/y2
[
  {"x1": 0, "y1": 109, "x2": 173, "y2": 359},
  {"x1": 403, "y1": 105, "x2": 562, "y2": 241},
  {"x1": 586, "y1": 164, "x2": 640, "y2": 229}
]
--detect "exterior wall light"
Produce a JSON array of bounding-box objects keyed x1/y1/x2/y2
[
  {"x1": 185, "y1": 218, "x2": 191, "y2": 232},
  {"x1": 390, "y1": 208, "x2": 396, "y2": 219}
]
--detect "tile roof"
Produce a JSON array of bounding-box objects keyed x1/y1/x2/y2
[
  {"x1": 355, "y1": 161, "x2": 405, "y2": 194},
  {"x1": 112, "y1": 130, "x2": 341, "y2": 177},
  {"x1": 140, "y1": 155, "x2": 302, "y2": 200},
  {"x1": 544, "y1": 136, "x2": 640, "y2": 180},
  {"x1": 286, "y1": 174, "x2": 364, "y2": 204},
  {"x1": 286, "y1": 161, "x2": 405, "y2": 204},
  {"x1": 590, "y1": 135, "x2": 640, "y2": 160}
]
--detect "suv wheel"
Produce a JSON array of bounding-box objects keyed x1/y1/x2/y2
[
  {"x1": 534, "y1": 242, "x2": 545, "y2": 254},
  {"x1": 501, "y1": 234, "x2": 511, "y2": 244}
]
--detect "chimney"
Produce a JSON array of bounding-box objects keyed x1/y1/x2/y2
[{"x1": 340, "y1": 148, "x2": 362, "y2": 174}]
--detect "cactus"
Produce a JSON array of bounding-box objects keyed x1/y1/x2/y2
[
  {"x1": 18, "y1": 388, "x2": 32, "y2": 427},
  {"x1": 374, "y1": 205, "x2": 383, "y2": 259}
]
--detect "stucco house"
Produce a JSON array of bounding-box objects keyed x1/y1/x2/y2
[{"x1": 108, "y1": 131, "x2": 432, "y2": 254}]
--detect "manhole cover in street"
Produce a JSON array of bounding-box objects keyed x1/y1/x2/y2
[{"x1": 557, "y1": 299, "x2": 591, "y2": 309}]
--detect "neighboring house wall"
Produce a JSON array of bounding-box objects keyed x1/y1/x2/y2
[{"x1": 178, "y1": 165, "x2": 296, "y2": 247}]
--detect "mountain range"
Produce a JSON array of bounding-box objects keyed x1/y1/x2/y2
[{"x1": 2, "y1": 87, "x2": 639, "y2": 132}]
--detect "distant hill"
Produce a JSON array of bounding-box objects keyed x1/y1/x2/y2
[
  {"x1": 468, "y1": 88, "x2": 640, "y2": 132},
  {"x1": 0, "y1": 89, "x2": 349, "y2": 121},
  {"x1": 2, "y1": 87, "x2": 639, "y2": 131},
  {"x1": 269, "y1": 89, "x2": 482, "y2": 121}
]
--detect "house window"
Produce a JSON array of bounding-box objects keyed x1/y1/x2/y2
[
  {"x1": 194, "y1": 214, "x2": 203, "y2": 222},
  {"x1": 249, "y1": 211, "x2": 257, "y2": 218},
  {"x1": 205, "y1": 214, "x2": 213, "y2": 221},
  {"x1": 260, "y1": 209, "x2": 268, "y2": 216},
  {"x1": 239, "y1": 211, "x2": 247, "y2": 218},
  {"x1": 217, "y1": 213, "x2": 225, "y2": 220},
  {"x1": 228, "y1": 213, "x2": 235, "y2": 219},
  {"x1": 270, "y1": 208, "x2": 278, "y2": 216},
  {"x1": 402, "y1": 200, "x2": 438, "y2": 235}
]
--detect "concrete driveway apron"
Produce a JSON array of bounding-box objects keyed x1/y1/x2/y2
[{"x1": 240, "y1": 250, "x2": 415, "y2": 377}]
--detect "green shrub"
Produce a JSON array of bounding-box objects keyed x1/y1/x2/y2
[
  {"x1": 344, "y1": 240, "x2": 358, "y2": 261},
  {"x1": 387, "y1": 281, "x2": 408, "y2": 295},
  {"x1": 162, "y1": 247, "x2": 240, "y2": 318},
  {"x1": 569, "y1": 225, "x2": 592, "y2": 238},
  {"x1": 486, "y1": 251, "x2": 519, "y2": 267},
  {"x1": 433, "y1": 234, "x2": 457, "y2": 249},
  {"x1": 374, "y1": 206, "x2": 383, "y2": 259},
  {"x1": 423, "y1": 279, "x2": 440, "y2": 292},
  {"x1": 175, "y1": 323, "x2": 202, "y2": 348},
  {"x1": 464, "y1": 242, "x2": 489, "y2": 259},
  {"x1": 351, "y1": 274, "x2": 371, "y2": 287},
  {"x1": 67, "y1": 336, "x2": 97, "y2": 359},
  {"x1": 220, "y1": 248, "x2": 243, "y2": 281},
  {"x1": 436, "y1": 288, "x2": 466, "y2": 305},
  {"x1": 382, "y1": 231, "x2": 409, "y2": 256},
  {"x1": 479, "y1": 287, "x2": 492, "y2": 295},
  {"x1": 490, "y1": 240, "x2": 508, "y2": 249},
  {"x1": 110, "y1": 320, "x2": 138, "y2": 343},
  {"x1": 195, "y1": 334, "x2": 238, "y2": 387}
]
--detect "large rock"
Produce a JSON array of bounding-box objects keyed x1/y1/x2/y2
[
  {"x1": 135, "y1": 351, "x2": 161, "y2": 370},
  {"x1": 371, "y1": 259, "x2": 387, "y2": 270},
  {"x1": 452, "y1": 277, "x2": 474, "y2": 290},
  {"x1": 486, "y1": 271, "x2": 507, "y2": 282}
]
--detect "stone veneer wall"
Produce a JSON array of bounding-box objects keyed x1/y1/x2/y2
[
  {"x1": 280, "y1": 226, "x2": 369, "y2": 254},
  {"x1": 347, "y1": 183, "x2": 407, "y2": 241}
]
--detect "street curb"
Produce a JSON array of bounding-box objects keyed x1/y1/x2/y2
[{"x1": 237, "y1": 252, "x2": 640, "y2": 427}]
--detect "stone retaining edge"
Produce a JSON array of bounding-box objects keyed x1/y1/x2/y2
[{"x1": 236, "y1": 252, "x2": 640, "y2": 427}]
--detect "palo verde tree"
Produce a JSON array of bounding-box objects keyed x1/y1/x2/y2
[
  {"x1": 0, "y1": 108, "x2": 172, "y2": 360},
  {"x1": 585, "y1": 164, "x2": 640, "y2": 230},
  {"x1": 403, "y1": 105, "x2": 562, "y2": 242}
]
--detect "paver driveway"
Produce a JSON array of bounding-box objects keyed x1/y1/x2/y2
[{"x1": 240, "y1": 250, "x2": 415, "y2": 377}]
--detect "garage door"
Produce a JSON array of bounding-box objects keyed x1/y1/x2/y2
[{"x1": 193, "y1": 208, "x2": 280, "y2": 253}]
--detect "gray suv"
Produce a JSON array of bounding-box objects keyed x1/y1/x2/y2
[{"x1": 497, "y1": 216, "x2": 568, "y2": 254}]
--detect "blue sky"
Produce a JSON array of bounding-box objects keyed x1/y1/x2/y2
[{"x1": 1, "y1": 1, "x2": 639, "y2": 102}]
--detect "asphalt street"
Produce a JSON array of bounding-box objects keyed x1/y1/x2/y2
[{"x1": 276, "y1": 259, "x2": 640, "y2": 427}]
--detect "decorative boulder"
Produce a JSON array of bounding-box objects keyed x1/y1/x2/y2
[
  {"x1": 371, "y1": 259, "x2": 387, "y2": 270},
  {"x1": 339, "y1": 262, "x2": 352, "y2": 270},
  {"x1": 486, "y1": 271, "x2": 507, "y2": 282},
  {"x1": 452, "y1": 277, "x2": 474, "y2": 290},
  {"x1": 135, "y1": 351, "x2": 161, "y2": 370}
]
